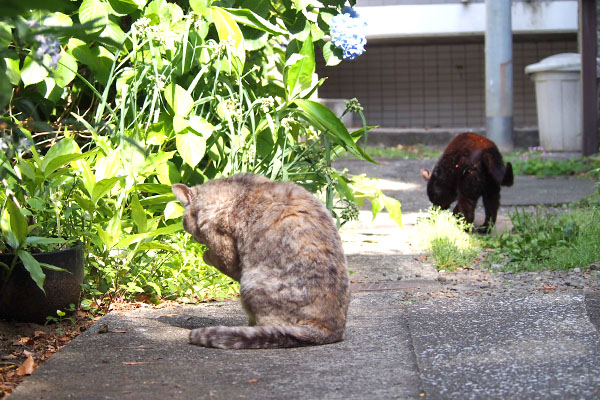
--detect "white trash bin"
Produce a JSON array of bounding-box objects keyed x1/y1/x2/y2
[{"x1": 525, "y1": 53, "x2": 581, "y2": 152}]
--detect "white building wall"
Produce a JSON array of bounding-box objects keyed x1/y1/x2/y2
[{"x1": 316, "y1": 0, "x2": 579, "y2": 130}]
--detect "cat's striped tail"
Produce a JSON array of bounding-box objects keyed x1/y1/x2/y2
[{"x1": 189, "y1": 325, "x2": 342, "y2": 349}]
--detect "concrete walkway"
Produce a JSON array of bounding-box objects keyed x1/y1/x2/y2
[{"x1": 8, "y1": 158, "x2": 600, "y2": 400}]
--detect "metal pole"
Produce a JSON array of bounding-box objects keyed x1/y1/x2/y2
[
  {"x1": 485, "y1": 0, "x2": 514, "y2": 152},
  {"x1": 580, "y1": 0, "x2": 598, "y2": 156}
]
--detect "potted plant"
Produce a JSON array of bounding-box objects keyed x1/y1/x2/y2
[{"x1": 0, "y1": 123, "x2": 85, "y2": 323}]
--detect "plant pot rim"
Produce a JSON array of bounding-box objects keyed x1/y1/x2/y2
[{"x1": 0, "y1": 241, "x2": 83, "y2": 258}]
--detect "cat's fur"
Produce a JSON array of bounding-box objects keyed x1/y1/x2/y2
[
  {"x1": 172, "y1": 174, "x2": 350, "y2": 349},
  {"x1": 421, "y1": 132, "x2": 514, "y2": 230}
]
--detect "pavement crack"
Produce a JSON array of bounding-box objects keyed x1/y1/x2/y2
[{"x1": 403, "y1": 304, "x2": 427, "y2": 398}]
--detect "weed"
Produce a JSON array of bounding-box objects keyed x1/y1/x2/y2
[
  {"x1": 509, "y1": 147, "x2": 600, "y2": 178},
  {"x1": 415, "y1": 207, "x2": 480, "y2": 270},
  {"x1": 482, "y1": 206, "x2": 600, "y2": 272},
  {"x1": 339, "y1": 144, "x2": 441, "y2": 160}
]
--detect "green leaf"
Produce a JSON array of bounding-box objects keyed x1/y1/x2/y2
[
  {"x1": 73, "y1": 193, "x2": 95, "y2": 213},
  {"x1": 41, "y1": 138, "x2": 79, "y2": 174},
  {"x1": 94, "y1": 151, "x2": 120, "y2": 181},
  {"x1": 164, "y1": 83, "x2": 194, "y2": 117},
  {"x1": 188, "y1": 116, "x2": 215, "y2": 136},
  {"x1": 0, "y1": 21, "x2": 11, "y2": 46},
  {"x1": 147, "y1": 281, "x2": 162, "y2": 297},
  {"x1": 21, "y1": 57, "x2": 48, "y2": 87},
  {"x1": 224, "y1": 8, "x2": 287, "y2": 35},
  {"x1": 144, "y1": 0, "x2": 170, "y2": 24},
  {"x1": 285, "y1": 33, "x2": 315, "y2": 98},
  {"x1": 322, "y1": 41, "x2": 342, "y2": 66},
  {"x1": 137, "y1": 241, "x2": 177, "y2": 252},
  {"x1": 0, "y1": 59, "x2": 11, "y2": 109},
  {"x1": 79, "y1": 0, "x2": 109, "y2": 35},
  {"x1": 5, "y1": 198, "x2": 28, "y2": 247},
  {"x1": 383, "y1": 195, "x2": 402, "y2": 227},
  {"x1": 135, "y1": 183, "x2": 173, "y2": 194},
  {"x1": 17, "y1": 250, "x2": 46, "y2": 293},
  {"x1": 5, "y1": 57, "x2": 21, "y2": 86},
  {"x1": 173, "y1": 115, "x2": 189, "y2": 133},
  {"x1": 97, "y1": 227, "x2": 118, "y2": 248},
  {"x1": 92, "y1": 177, "x2": 123, "y2": 205},
  {"x1": 131, "y1": 194, "x2": 148, "y2": 233},
  {"x1": 53, "y1": 50, "x2": 78, "y2": 88},
  {"x1": 100, "y1": 19, "x2": 127, "y2": 47},
  {"x1": 115, "y1": 221, "x2": 181, "y2": 248},
  {"x1": 189, "y1": 0, "x2": 209, "y2": 15},
  {"x1": 40, "y1": 262, "x2": 69, "y2": 272},
  {"x1": 293, "y1": 99, "x2": 374, "y2": 163},
  {"x1": 0, "y1": 208, "x2": 18, "y2": 250},
  {"x1": 43, "y1": 154, "x2": 86, "y2": 178},
  {"x1": 108, "y1": 0, "x2": 146, "y2": 15},
  {"x1": 176, "y1": 131, "x2": 206, "y2": 169},
  {"x1": 69, "y1": 39, "x2": 114, "y2": 85},
  {"x1": 371, "y1": 194, "x2": 384, "y2": 221},
  {"x1": 139, "y1": 194, "x2": 175, "y2": 207},
  {"x1": 211, "y1": 6, "x2": 245, "y2": 75},
  {"x1": 164, "y1": 201, "x2": 184, "y2": 220}
]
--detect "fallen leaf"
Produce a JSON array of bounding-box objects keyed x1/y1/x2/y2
[
  {"x1": 22, "y1": 350, "x2": 35, "y2": 358},
  {"x1": 12, "y1": 337, "x2": 31, "y2": 347},
  {"x1": 414, "y1": 255, "x2": 428, "y2": 262},
  {"x1": 16, "y1": 356, "x2": 35, "y2": 376},
  {"x1": 540, "y1": 285, "x2": 558, "y2": 291}
]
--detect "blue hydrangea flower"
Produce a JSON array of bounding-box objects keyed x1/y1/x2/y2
[
  {"x1": 35, "y1": 34, "x2": 62, "y2": 69},
  {"x1": 330, "y1": 7, "x2": 367, "y2": 60}
]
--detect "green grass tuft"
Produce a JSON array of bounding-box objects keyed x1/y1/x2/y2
[
  {"x1": 482, "y1": 206, "x2": 600, "y2": 272},
  {"x1": 415, "y1": 207, "x2": 480, "y2": 270}
]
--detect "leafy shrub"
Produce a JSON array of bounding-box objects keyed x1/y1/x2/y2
[{"x1": 1, "y1": 1, "x2": 402, "y2": 308}]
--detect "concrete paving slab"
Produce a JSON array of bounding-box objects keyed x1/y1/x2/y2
[
  {"x1": 334, "y1": 158, "x2": 598, "y2": 213},
  {"x1": 8, "y1": 292, "x2": 422, "y2": 400},
  {"x1": 407, "y1": 292, "x2": 600, "y2": 399}
]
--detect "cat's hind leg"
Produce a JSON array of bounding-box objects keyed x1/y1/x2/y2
[
  {"x1": 481, "y1": 188, "x2": 501, "y2": 231},
  {"x1": 453, "y1": 195, "x2": 476, "y2": 225}
]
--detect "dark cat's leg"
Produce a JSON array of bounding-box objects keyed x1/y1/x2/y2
[
  {"x1": 481, "y1": 186, "x2": 501, "y2": 230},
  {"x1": 453, "y1": 195, "x2": 477, "y2": 225}
]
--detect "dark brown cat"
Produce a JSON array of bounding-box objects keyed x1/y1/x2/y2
[
  {"x1": 421, "y1": 132, "x2": 514, "y2": 230},
  {"x1": 172, "y1": 174, "x2": 350, "y2": 349}
]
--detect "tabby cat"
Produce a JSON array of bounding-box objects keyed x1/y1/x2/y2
[{"x1": 172, "y1": 174, "x2": 350, "y2": 349}]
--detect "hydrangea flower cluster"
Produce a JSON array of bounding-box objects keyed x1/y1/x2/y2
[
  {"x1": 35, "y1": 34, "x2": 62, "y2": 69},
  {"x1": 330, "y1": 6, "x2": 367, "y2": 60}
]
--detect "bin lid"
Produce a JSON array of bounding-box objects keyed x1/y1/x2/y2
[{"x1": 525, "y1": 53, "x2": 580, "y2": 74}]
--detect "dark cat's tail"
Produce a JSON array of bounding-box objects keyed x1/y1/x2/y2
[
  {"x1": 502, "y1": 162, "x2": 514, "y2": 187},
  {"x1": 483, "y1": 153, "x2": 514, "y2": 187},
  {"x1": 189, "y1": 324, "x2": 342, "y2": 349}
]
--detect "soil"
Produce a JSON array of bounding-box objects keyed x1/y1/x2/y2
[{"x1": 0, "y1": 311, "x2": 97, "y2": 398}]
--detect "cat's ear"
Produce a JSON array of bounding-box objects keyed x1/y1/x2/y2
[
  {"x1": 421, "y1": 169, "x2": 431, "y2": 181},
  {"x1": 172, "y1": 184, "x2": 194, "y2": 207}
]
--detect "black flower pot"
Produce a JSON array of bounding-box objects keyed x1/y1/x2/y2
[{"x1": 0, "y1": 243, "x2": 84, "y2": 324}]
